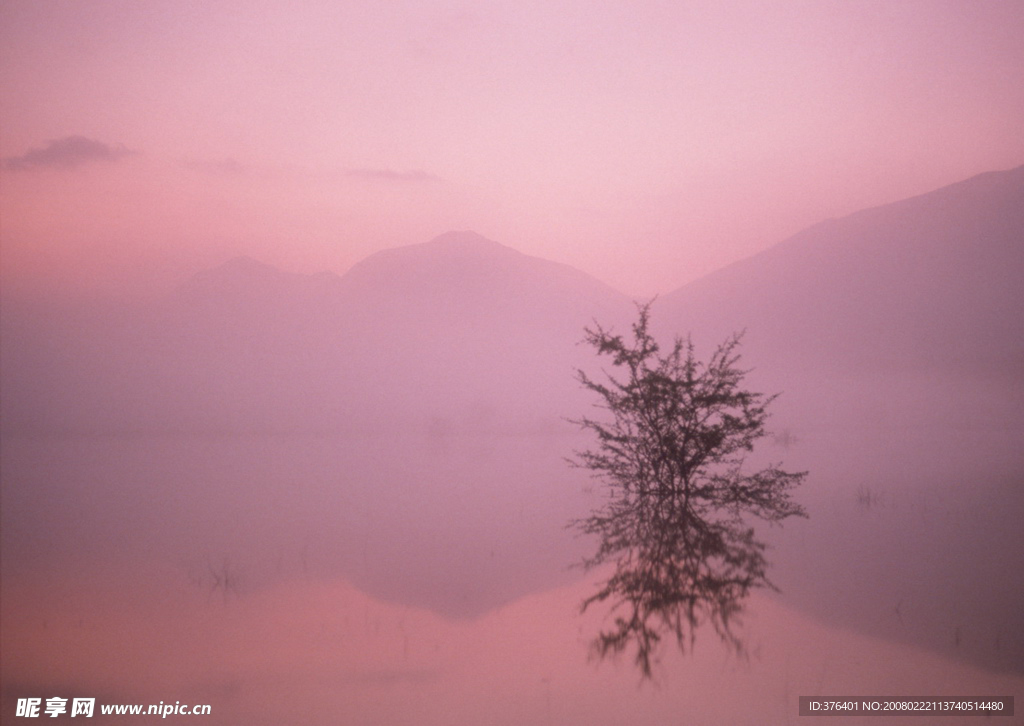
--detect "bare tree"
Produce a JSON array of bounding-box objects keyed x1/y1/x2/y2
[{"x1": 571, "y1": 302, "x2": 807, "y2": 677}]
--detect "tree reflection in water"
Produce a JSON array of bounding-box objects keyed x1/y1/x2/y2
[{"x1": 571, "y1": 304, "x2": 807, "y2": 677}]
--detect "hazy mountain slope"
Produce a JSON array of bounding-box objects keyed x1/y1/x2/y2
[
  {"x1": 652, "y1": 167, "x2": 1024, "y2": 673},
  {"x1": 328, "y1": 231, "x2": 632, "y2": 430},
  {"x1": 0, "y1": 232, "x2": 632, "y2": 435},
  {"x1": 332, "y1": 229, "x2": 630, "y2": 380},
  {"x1": 659, "y1": 165, "x2": 1024, "y2": 381},
  {"x1": 4, "y1": 166, "x2": 1022, "y2": 434}
]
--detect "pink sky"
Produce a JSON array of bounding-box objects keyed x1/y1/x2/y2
[{"x1": 2, "y1": 0, "x2": 1023, "y2": 298}]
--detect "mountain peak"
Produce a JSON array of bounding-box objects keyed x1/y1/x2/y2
[
  {"x1": 426, "y1": 230, "x2": 504, "y2": 249},
  {"x1": 341, "y1": 231, "x2": 522, "y2": 283},
  {"x1": 420, "y1": 230, "x2": 518, "y2": 259},
  {"x1": 335, "y1": 231, "x2": 628, "y2": 323}
]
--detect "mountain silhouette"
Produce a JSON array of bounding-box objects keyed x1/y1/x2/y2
[
  {"x1": 2, "y1": 168, "x2": 1021, "y2": 436},
  {"x1": 0, "y1": 231, "x2": 632, "y2": 434},
  {"x1": 660, "y1": 165, "x2": 1024, "y2": 380}
]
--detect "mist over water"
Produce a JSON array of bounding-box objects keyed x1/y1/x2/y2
[
  {"x1": 2, "y1": 424, "x2": 1021, "y2": 724},
  {"x1": 1, "y1": 432, "x2": 593, "y2": 619}
]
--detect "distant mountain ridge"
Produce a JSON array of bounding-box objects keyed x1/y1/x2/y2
[
  {"x1": 339, "y1": 230, "x2": 622, "y2": 305},
  {"x1": 0, "y1": 230, "x2": 634, "y2": 435},
  {"x1": 171, "y1": 231, "x2": 626, "y2": 327},
  {"x1": 2, "y1": 168, "x2": 1022, "y2": 435},
  {"x1": 659, "y1": 165, "x2": 1024, "y2": 382}
]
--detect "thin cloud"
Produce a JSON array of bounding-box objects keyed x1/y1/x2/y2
[
  {"x1": 180, "y1": 159, "x2": 439, "y2": 184},
  {"x1": 181, "y1": 157, "x2": 248, "y2": 176},
  {"x1": 3, "y1": 136, "x2": 136, "y2": 170},
  {"x1": 344, "y1": 168, "x2": 439, "y2": 183}
]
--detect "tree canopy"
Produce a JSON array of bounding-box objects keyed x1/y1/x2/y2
[{"x1": 571, "y1": 303, "x2": 807, "y2": 677}]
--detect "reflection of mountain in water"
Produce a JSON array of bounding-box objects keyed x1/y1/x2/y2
[
  {"x1": 1, "y1": 167, "x2": 1022, "y2": 674},
  {"x1": 5, "y1": 558, "x2": 1019, "y2": 726}
]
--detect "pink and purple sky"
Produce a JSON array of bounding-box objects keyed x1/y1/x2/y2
[{"x1": 2, "y1": 0, "x2": 1023, "y2": 299}]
